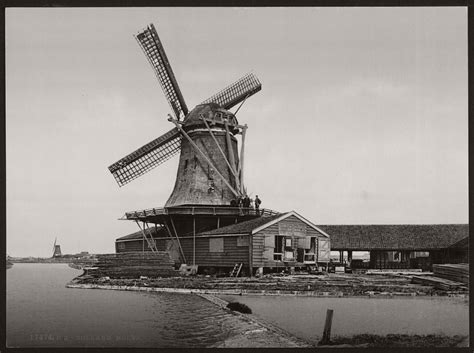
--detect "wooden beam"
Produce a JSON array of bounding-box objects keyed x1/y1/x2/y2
[
  {"x1": 135, "y1": 221, "x2": 156, "y2": 253},
  {"x1": 248, "y1": 233, "x2": 253, "y2": 277},
  {"x1": 224, "y1": 119, "x2": 241, "y2": 193},
  {"x1": 169, "y1": 216, "x2": 186, "y2": 264},
  {"x1": 238, "y1": 124, "x2": 247, "y2": 194},
  {"x1": 193, "y1": 216, "x2": 196, "y2": 266},
  {"x1": 200, "y1": 116, "x2": 241, "y2": 193}
]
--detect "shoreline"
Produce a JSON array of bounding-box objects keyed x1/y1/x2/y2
[{"x1": 66, "y1": 281, "x2": 468, "y2": 299}]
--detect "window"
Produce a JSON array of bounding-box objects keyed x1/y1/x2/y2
[
  {"x1": 237, "y1": 236, "x2": 249, "y2": 247},
  {"x1": 304, "y1": 237, "x2": 316, "y2": 263},
  {"x1": 209, "y1": 237, "x2": 224, "y2": 252}
]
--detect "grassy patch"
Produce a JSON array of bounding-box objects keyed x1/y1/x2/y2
[{"x1": 327, "y1": 334, "x2": 466, "y2": 347}]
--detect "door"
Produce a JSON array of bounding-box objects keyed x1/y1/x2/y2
[{"x1": 317, "y1": 238, "x2": 330, "y2": 262}]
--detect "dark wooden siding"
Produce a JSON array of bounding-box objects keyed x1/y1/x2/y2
[
  {"x1": 179, "y1": 236, "x2": 249, "y2": 267},
  {"x1": 116, "y1": 240, "x2": 146, "y2": 253},
  {"x1": 116, "y1": 236, "x2": 249, "y2": 267}
]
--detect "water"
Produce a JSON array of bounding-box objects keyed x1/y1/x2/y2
[
  {"x1": 7, "y1": 264, "x2": 248, "y2": 347},
  {"x1": 219, "y1": 294, "x2": 469, "y2": 344}
]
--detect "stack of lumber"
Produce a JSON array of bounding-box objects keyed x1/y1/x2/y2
[
  {"x1": 411, "y1": 275, "x2": 466, "y2": 291},
  {"x1": 432, "y1": 264, "x2": 469, "y2": 284},
  {"x1": 88, "y1": 252, "x2": 178, "y2": 279}
]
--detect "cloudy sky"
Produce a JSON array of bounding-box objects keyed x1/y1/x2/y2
[{"x1": 6, "y1": 7, "x2": 467, "y2": 257}]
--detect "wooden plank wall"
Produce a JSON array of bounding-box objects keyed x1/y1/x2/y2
[
  {"x1": 116, "y1": 240, "x2": 146, "y2": 253},
  {"x1": 116, "y1": 236, "x2": 249, "y2": 267},
  {"x1": 179, "y1": 236, "x2": 249, "y2": 267},
  {"x1": 252, "y1": 215, "x2": 327, "y2": 267}
]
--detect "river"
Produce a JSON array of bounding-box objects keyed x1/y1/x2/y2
[
  {"x1": 7, "y1": 263, "x2": 469, "y2": 347},
  {"x1": 219, "y1": 294, "x2": 469, "y2": 344},
  {"x1": 7, "y1": 263, "x2": 248, "y2": 347}
]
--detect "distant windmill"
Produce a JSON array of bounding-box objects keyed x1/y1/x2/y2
[
  {"x1": 108, "y1": 24, "x2": 261, "y2": 207},
  {"x1": 52, "y1": 237, "x2": 62, "y2": 258}
]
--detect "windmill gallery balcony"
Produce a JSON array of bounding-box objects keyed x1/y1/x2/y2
[{"x1": 122, "y1": 205, "x2": 280, "y2": 223}]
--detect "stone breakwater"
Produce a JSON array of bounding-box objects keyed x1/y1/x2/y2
[{"x1": 66, "y1": 282, "x2": 310, "y2": 348}]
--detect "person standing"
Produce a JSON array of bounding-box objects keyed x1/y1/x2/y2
[
  {"x1": 255, "y1": 195, "x2": 262, "y2": 214},
  {"x1": 243, "y1": 195, "x2": 250, "y2": 214}
]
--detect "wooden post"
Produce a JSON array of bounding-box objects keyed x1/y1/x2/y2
[
  {"x1": 319, "y1": 309, "x2": 334, "y2": 345},
  {"x1": 248, "y1": 234, "x2": 253, "y2": 277},
  {"x1": 238, "y1": 124, "x2": 247, "y2": 194},
  {"x1": 224, "y1": 120, "x2": 238, "y2": 178},
  {"x1": 193, "y1": 216, "x2": 196, "y2": 266},
  {"x1": 170, "y1": 216, "x2": 186, "y2": 264}
]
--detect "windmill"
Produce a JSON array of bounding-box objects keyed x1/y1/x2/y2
[
  {"x1": 108, "y1": 23, "x2": 270, "y2": 264},
  {"x1": 108, "y1": 24, "x2": 261, "y2": 207},
  {"x1": 52, "y1": 237, "x2": 62, "y2": 258}
]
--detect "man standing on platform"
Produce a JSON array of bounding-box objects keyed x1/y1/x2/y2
[{"x1": 255, "y1": 195, "x2": 262, "y2": 214}]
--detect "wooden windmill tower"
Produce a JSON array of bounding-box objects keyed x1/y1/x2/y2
[
  {"x1": 52, "y1": 237, "x2": 62, "y2": 258},
  {"x1": 108, "y1": 24, "x2": 274, "y2": 263},
  {"x1": 108, "y1": 24, "x2": 261, "y2": 207}
]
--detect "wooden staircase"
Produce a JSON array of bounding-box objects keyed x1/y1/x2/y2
[{"x1": 230, "y1": 263, "x2": 243, "y2": 277}]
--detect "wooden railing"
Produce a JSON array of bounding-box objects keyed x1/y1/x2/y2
[{"x1": 123, "y1": 206, "x2": 280, "y2": 220}]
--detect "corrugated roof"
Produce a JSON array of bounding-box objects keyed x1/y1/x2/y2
[
  {"x1": 318, "y1": 224, "x2": 468, "y2": 250},
  {"x1": 196, "y1": 214, "x2": 284, "y2": 236}
]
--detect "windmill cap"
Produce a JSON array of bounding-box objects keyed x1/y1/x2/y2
[{"x1": 183, "y1": 103, "x2": 239, "y2": 134}]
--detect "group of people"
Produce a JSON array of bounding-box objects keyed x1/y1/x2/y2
[{"x1": 230, "y1": 194, "x2": 262, "y2": 212}]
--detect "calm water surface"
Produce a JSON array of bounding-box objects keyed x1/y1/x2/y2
[
  {"x1": 7, "y1": 264, "x2": 246, "y2": 347},
  {"x1": 219, "y1": 294, "x2": 469, "y2": 344}
]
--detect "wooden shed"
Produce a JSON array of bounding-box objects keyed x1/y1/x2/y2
[
  {"x1": 318, "y1": 224, "x2": 468, "y2": 271},
  {"x1": 116, "y1": 211, "x2": 330, "y2": 275}
]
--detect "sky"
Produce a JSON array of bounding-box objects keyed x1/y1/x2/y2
[{"x1": 6, "y1": 7, "x2": 468, "y2": 257}]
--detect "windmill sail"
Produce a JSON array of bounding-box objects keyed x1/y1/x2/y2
[
  {"x1": 200, "y1": 73, "x2": 262, "y2": 110},
  {"x1": 108, "y1": 128, "x2": 182, "y2": 186},
  {"x1": 136, "y1": 24, "x2": 189, "y2": 121}
]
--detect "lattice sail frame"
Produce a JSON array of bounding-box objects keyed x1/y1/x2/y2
[
  {"x1": 136, "y1": 24, "x2": 188, "y2": 120},
  {"x1": 200, "y1": 73, "x2": 262, "y2": 110},
  {"x1": 108, "y1": 23, "x2": 263, "y2": 187},
  {"x1": 108, "y1": 128, "x2": 181, "y2": 186}
]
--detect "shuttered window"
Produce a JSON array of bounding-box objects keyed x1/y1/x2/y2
[
  {"x1": 237, "y1": 236, "x2": 249, "y2": 247},
  {"x1": 209, "y1": 237, "x2": 224, "y2": 252}
]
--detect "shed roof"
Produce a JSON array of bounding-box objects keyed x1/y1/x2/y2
[
  {"x1": 197, "y1": 214, "x2": 283, "y2": 236},
  {"x1": 116, "y1": 225, "x2": 165, "y2": 241},
  {"x1": 196, "y1": 211, "x2": 330, "y2": 237},
  {"x1": 317, "y1": 224, "x2": 468, "y2": 250}
]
